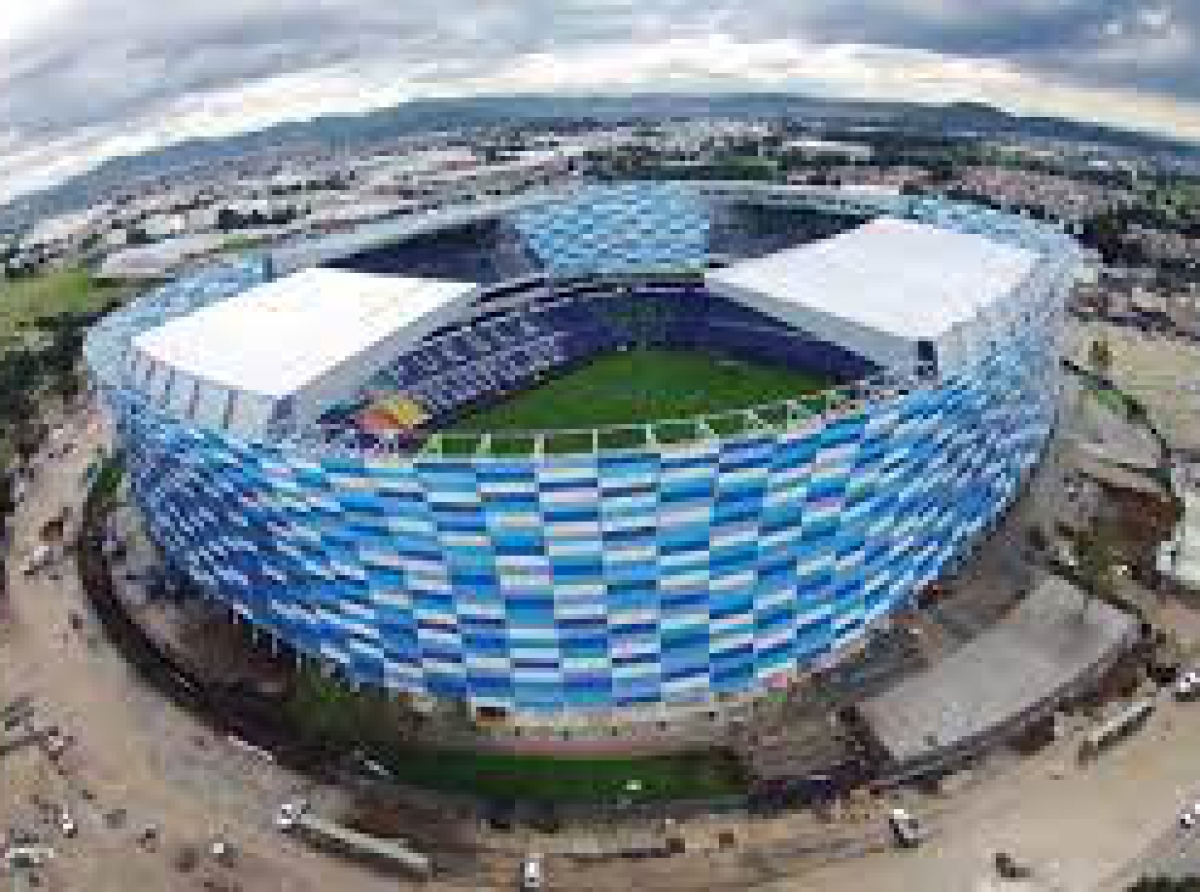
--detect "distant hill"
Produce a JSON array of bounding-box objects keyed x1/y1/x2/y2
[{"x1": 3, "y1": 92, "x2": 1196, "y2": 230}]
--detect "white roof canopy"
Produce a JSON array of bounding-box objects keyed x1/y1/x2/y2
[
  {"x1": 706, "y1": 218, "x2": 1039, "y2": 373},
  {"x1": 131, "y1": 267, "x2": 477, "y2": 436}
]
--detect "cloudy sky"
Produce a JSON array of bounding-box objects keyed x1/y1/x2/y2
[{"x1": 0, "y1": 0, "x2": 1197, "y2": 202}]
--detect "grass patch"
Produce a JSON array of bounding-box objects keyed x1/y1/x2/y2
[
  {"x1": 596, "y1": 426, "x2": 650, "y2": 451},
  {"x1": 542, "y1": 430, "x2": 597, "y2": 454},
  {"x1": 708, "y1": 414, "x2": 750, "y2": 437},
  {"x1": 1088, "y1": 382, "x2": 1148, "y2": 425},
  {"x1": 372, "y1": 746, "x2": 748, "y2": 804},
  {"x1": 447, "y1": 348, "x2": 832, "y2": 435},
  {"x1": 89, "y1": 454, "x2": 126, "y2": 508},
  {"x1": 284, "y1": 666, "x2": 747, "y2": 803},
  {"x1": 1091, "y1": 385, "x2": 1128, "y2": 416},
  {"x1": 0, "y1": 269, "x2": 130, "y2": 464},
  {"x1": 0, "y1": 268, "x2": 129, "y2": 353},
  {"x1": 221, "y1": 233, "x2": 272, "y2": 252}
]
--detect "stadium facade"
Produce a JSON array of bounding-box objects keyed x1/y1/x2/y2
[{"x1": 85, "y1": 183, "x2": 1081, "y2": 741}]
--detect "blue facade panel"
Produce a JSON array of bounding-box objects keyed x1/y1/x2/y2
[{"x1": 112, "y1": 329, "x2": 1058, "y2": 714}]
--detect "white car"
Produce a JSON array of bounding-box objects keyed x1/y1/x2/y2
[
  {"x1": 3, "y1": 846, "x2": 55, "y2": 869},
  {"x1": 888, "y1": 807, "x2": 927, "y2": 848},
  {"x1": 44, "y1": 733, "x2": 70, "y2": 759},
  {"x1": 1179, "y1": 802, "x2": 1200, "y2": 828},
  {"x1": 275, "y1": 800, "x2": 307, "y2": 831},
  {"x1": 1175, "y1": 670, "x2": 1200, "y2": 701},
  {"x1": 520, "y1": 853, "x2": 544, "y2": 890},
  {"x1": 22, "y1": 544, "x2": 53, "y2": 576},
  {"x1": 59, "y1": 811, "x2": 77, "y2": 838}
]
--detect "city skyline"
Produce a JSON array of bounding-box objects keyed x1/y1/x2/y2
[{"x1": 0, "y1": 0, "x2": 1197, "y2": 204}]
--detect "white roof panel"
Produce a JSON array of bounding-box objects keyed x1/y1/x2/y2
[
  {"x1": 706, "y1": 218, "x2": 1038, "y2": 368},
  {"x1": 132, "y1": 267, "x2": 476, "y2": 400}
]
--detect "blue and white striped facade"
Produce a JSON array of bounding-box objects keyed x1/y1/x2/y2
[
  {"x1": 87, "y1": 186, "x2": 1080, "y2": 726},
  {"x1": 514, "y1": 183, "x2": 710, "y2": 276}
]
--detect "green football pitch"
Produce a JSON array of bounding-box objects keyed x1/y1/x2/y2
[{"x1": 445, "y1": 347, "x2": 833, "y2": 437}]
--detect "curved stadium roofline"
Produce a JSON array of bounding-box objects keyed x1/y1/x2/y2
[{"x1": 86, "y1": 184, "x2": 1080, "y2": 463}]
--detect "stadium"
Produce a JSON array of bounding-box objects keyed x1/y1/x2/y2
[{"x1": 84, "y1": 183, "x2": 1081, "y2": 743}]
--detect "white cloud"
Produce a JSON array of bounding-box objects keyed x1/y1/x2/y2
[
  {"x1": 0, "y1": 1, "x2": 77, "y2": 47},
  {"x1": 1138, "y1": 6, "x2": 1172, "y2": 31}
]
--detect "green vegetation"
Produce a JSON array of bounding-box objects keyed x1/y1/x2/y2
[
  {"x1": 284, "y1": 664, "x2": 426, "y2": 752},
  {"x1": 1130, "y1": 879, "x2": 1200, "y2": 891},
  {"x1": 1091, "y1": 385, "x2": 1130, "y2": 417},
  {"x1": 446, "y1": 347, "x2": 832, "y2": 434},
  {"x1": 0, "y1": 268, "x2": 127, "y2": 352},
  {"x1": 1087, "y1": 337, "x2": 1113, "y2": 379},
  {"x1": 1073, "y1": 521, "x2": 1122, "y2": 611},
  {"x1": 370, "y1": 746, "x2": 747, "y2": 803},
  {"x1": 88, "y1": 455, "x2": 126, "y2": 511},
  {"x1": 599, "y1": 150, "x2": 782, "y2": 184},
  {"x1": 220, "y1": 233, "x2": 273, "y2": 252},
  {"x1": 0, "y1": 268, "x2": 127, "y2": 475},
  {"x1": 1086, "y1": 379, "x2": 1148, "y2": 427},
  {"x1": 1136, "y1": 177, "x2": 1200, "y2": 233},
  {"x1": 283, "y1": 665, "x2": 746, "y2": 803}
]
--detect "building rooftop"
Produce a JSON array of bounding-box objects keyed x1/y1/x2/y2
[
  {"x1": 132, "y1": 267, "x2": 476, "y2": 400},
  {"x1": 705, "y1": 217, "x2": 1038, "y2": 371}
]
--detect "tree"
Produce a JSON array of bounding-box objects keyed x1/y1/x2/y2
[
  {"x1": 11, "y1": 418, "x2": 46, "y2": 465},
  {"x1": 0, "y1": 471, "x2": 15, "y2": 521},
  {"x1": 1088, "y1": 337, "x2": 1114, "y2": 380},
  {"x1": 283, "y1": 664, "x2": 424, "y2": 752},
  {"x1": 1074, "y1": 522, "x2": 1121, "y2": 616},
  {"x1": 31, "y1": 311, "x2": 92, "y2": 408}
]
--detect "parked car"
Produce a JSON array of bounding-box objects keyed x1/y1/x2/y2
[
  {"x1": 1180, "y1": 802, "x2": 1200, "y2": 828},
  {"x1": 994, "y1": 851, "x2": 1033, "y2": 880},
  {"x1": 1174, "y1": 669, "x2": 1200, "y2": 701},
  {"x1": 2, "y1": 845, "x2": 55, "y2": 869},
  {"x1": 888, "y1": 808, "x2": 926, "y2": 848},
  {"x1": 520, "y1": 853, "x2": 544, "y2": 890},
  {"x1": 275, "y1": 800, "x2": 307, "y2": 831}
]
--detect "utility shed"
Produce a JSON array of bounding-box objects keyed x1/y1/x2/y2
[
  {"x1": 705, "y1": 217, "x2": 1039, "y2": 376},
  {"x1": 130, "y1": 267, "x2": 476, "y2": 438}
]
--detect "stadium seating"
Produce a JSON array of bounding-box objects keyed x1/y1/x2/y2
[
  {"x1": 332, "y1": 281, "x2": 877, "y2": 441},
  {"x1": 514, "y1": 183, "x2": 710, "y2": 275}
]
